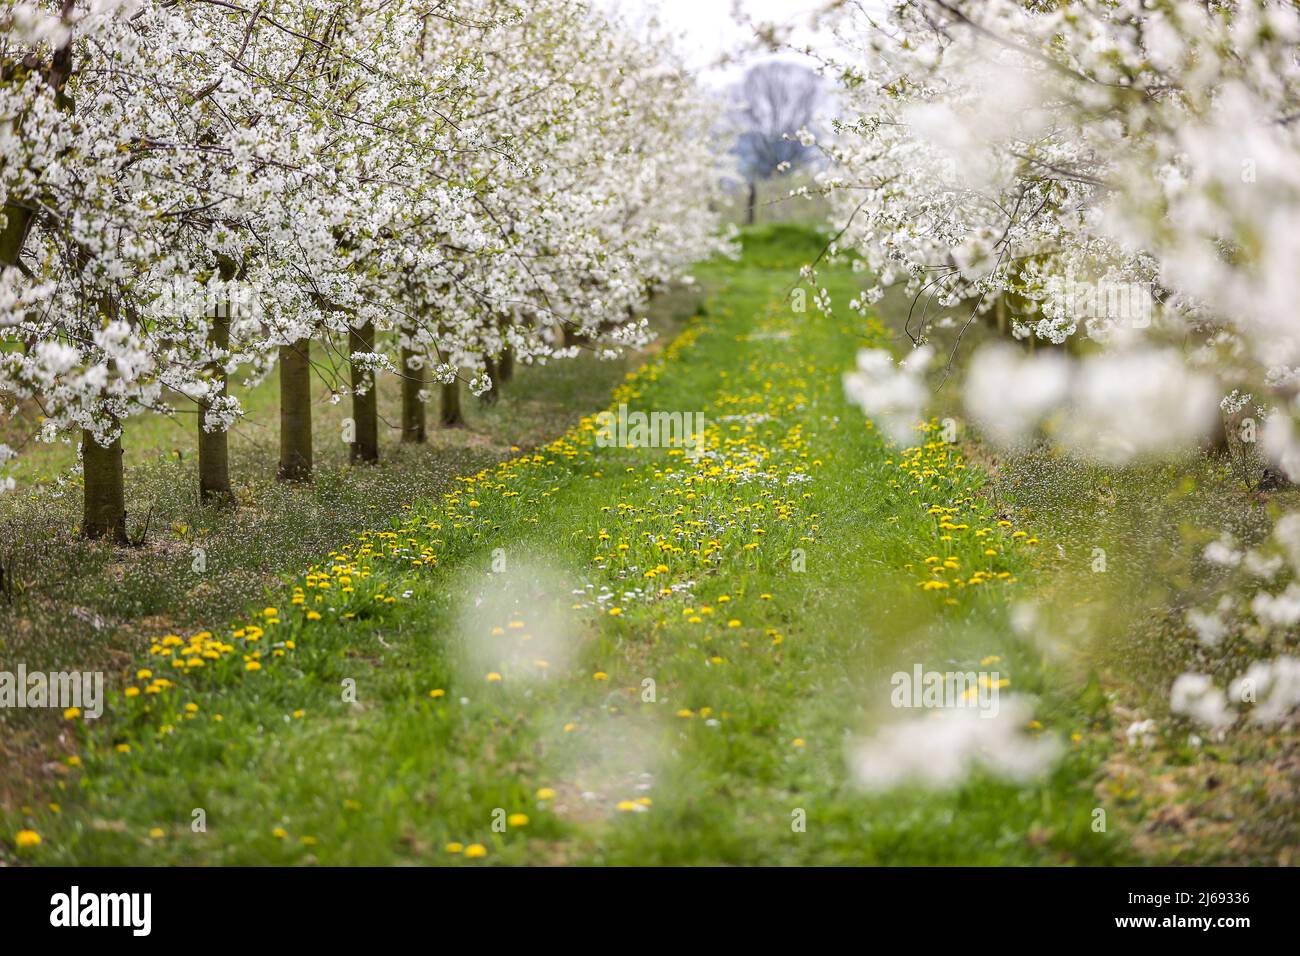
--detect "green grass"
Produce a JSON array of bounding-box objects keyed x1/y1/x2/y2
[
  {"x1": 0, "y1": 283, "x2": 700, "y2": 799},
  {"x1": 0, "y1": 225, "x2": 1233, "y2": 865},
  {"x1": 10, "y1": 226, "x2": 1289, "y2": 868},
  {"x1": 864, "y1": 257, "x2": 1300, "y2": 865}
]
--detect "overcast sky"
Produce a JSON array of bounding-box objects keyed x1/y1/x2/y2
[{"x1": 603, "y1": 0, "x2": 833, "y2": 84}]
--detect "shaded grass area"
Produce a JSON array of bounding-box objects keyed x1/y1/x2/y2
[
  {"x1": 0, "y1": 282, "x2": 702, "y2": 812},
  {"x1": 863, "y1": 264, "x2": 1300, "y2": 864},
  {"x1": 989, "y1": 452, "x2": 1300, "y2": 863},
  {"x1": 4, "y1": 226, "x2": 1134, "y2": 865}
]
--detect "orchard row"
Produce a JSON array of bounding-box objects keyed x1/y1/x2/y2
[{"x1": 0, "y1": 0, "x2": 729, "y2": 537}]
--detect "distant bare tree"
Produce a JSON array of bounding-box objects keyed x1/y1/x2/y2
[{"x1": 733, "y1": 62, "x2": 822, "y2": 225}]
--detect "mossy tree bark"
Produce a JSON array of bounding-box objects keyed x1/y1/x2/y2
[
  {"x1": 348, "y1": 320, "x2": 379, "y2": 463},
  {"x1": 277, "y1": 338, "x2": 313, "y2": 482},
  {"x1": 400, "y1": 345, "x2": 426, "y2": 444}
]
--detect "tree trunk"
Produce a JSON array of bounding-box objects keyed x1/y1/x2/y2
[
  {"x1": 82, "y1": 428, "x2": 127, "y2": 544},
  {"x1": 277, "y1": 338, "x2": 313, "y2": 482},
  {"x1": 348, "y1": 320, "x2": 379, "y2": 464},
  {"x1": 400, "y1": 345, "x2": 426, "y2": 444},
  {"x1": 746, "y1": 181, "x2": 757, "y2": 226},
  {"x1": 440, "y1": 377, "x2": 463, "y2": 427},
  {"x1": 498, "y1": 345, "x2": 514, "y2": 384},
  {"x1": 198, "y1": 258, "x2": 237, "y2": 501},
  {"x1": 198, "y1": 310, "x2": 232, "y2": 500},
  {"x1": 1207, "y1": 411, "x2": 1231, "y2": 457}
]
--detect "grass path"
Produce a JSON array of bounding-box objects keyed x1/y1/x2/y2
[{"x1": 7, "y1": 230, "x2": 1126, "y2": 865}]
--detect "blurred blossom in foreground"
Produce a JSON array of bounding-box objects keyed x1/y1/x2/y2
[
  {"x1": 1171, "y1": 658, "x2": 1300, "y2": 730},
  {"x1": 1169, "y1": 673, "x2": 1233, "y2": 731},
  {"x1": 1229, "y1": 657, "x2": 1300, "y2": 726},
  {"x1": 843, "y1": 346, "x2": 933, "y2": 445},
  {"x1": 847, "y1": 696, "x2": 1060, "y2": 791},
  {"x1": 963, "y1": 345, "x2": 1070, "y2": 448},
  {"x1": 964, "y1": 345, "x2": 1217, "y2": 463},
  {"x1": 1056, "y1": 350, "x2": 1218, "y2": 464}
]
